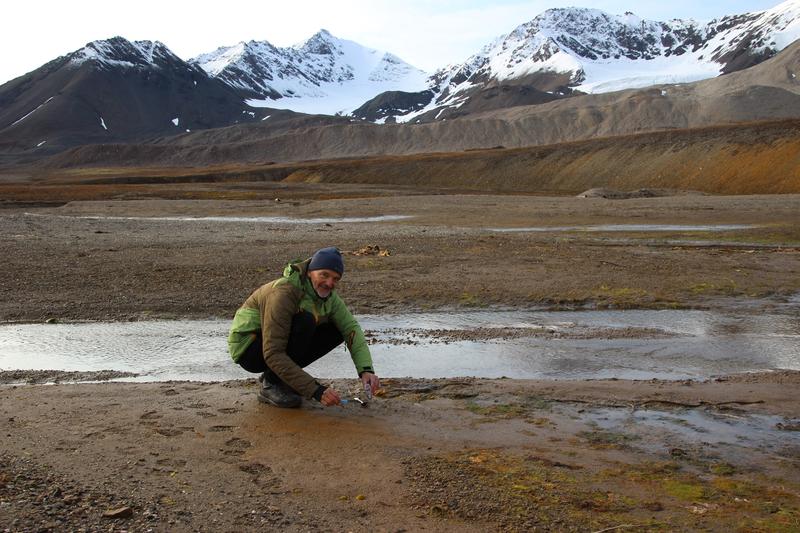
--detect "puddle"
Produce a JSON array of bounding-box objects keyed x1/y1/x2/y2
[
  {"x1": 489, "y1": 224, "x2": 755, "y2": 233},
  {"x1": 0, "y1": 309, "x2": 797, "y2": 382},
  {"x1": 23, "y1": 213, "x2": 413, "y2": 224},
  {"x1": 583, "y1": 407, "x2": 800, "y2": 453}
]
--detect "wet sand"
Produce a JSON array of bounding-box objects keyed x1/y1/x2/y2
[
  {"x1": 1, "y1": 188, "x2": 799, "y2": 531},
  {"x1": 2, "y1": 374, "x2": 799, "y2": 532}
]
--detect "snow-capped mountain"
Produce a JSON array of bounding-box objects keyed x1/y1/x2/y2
[
  {"x1": 192, "y1": 29, "x2": 429, "y2": 116},
  {"x1": 359, "y1": 0, "x2": 800, "y2": 123},
  {"x1": 0, "y1": 36, "x2": 263, "y2": 154},
  {"x1": 3, "y1": 1, "x2": 799, "y2": 160},
  {"x1": 69, "y1": 38, "x2": 185, "y2": 70}
]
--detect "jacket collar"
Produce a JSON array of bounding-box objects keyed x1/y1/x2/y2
[{"x1": 285, "y1": 258, "x2": 331, "y2": 301}]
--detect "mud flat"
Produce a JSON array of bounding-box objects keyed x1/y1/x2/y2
[
  {"x1": 1, "y1": 188, "x2": 799, "y2": 530},
  {"x1": 2, "y1": 374, "x2": 799, "y2": 531}
]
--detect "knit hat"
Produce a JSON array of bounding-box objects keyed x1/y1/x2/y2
[{"x1": 308, "y1": 247, "x2": 344, "y2": 275}]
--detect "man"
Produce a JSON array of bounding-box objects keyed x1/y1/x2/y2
[{"x1": 228, "y1": 247, "x2": 379, "y2": 408}]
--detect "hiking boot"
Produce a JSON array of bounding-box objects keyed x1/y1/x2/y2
[{"x1": 257, "y1": 373, "x2": 301, "y2": 408}]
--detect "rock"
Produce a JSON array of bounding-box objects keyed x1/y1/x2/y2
[{"x1": 102, "y1": 506, "x2": 133, "y2": 519}]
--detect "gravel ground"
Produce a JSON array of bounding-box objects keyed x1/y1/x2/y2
[
  {"x1": 1, "y1": 192, "x2": 799, "y2": 322},
  {"x1": 1, "y1": 189, "x2": 799, "y2": 531}
]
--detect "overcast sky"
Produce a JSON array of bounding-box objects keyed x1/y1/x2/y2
[{"x1": 0, "y1": 0, "x2": 785, "y2": 84}]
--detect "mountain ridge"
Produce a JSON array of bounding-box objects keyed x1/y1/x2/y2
[
  {"x1": 0, "y1": 36, "x2": 272, "y2": 161},
  {"x1": 191, "y1": 29, "x2": 428, "y2": 115},
  {"x1": 1, "y1": 1, "x2": 799, "y2": 166},
  {"x1": 36, "y1": 38, "x2": 799, "y2": 170},
  {"x1": 355, "y1": 0, "x2": 800, "y2": 123}
]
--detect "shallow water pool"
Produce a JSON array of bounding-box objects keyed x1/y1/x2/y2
[
  {"x1": 0, "y1": 309, "x2": 797, "y2": 382},
  {"x1": 23, "y1": 213, "x2": 413, "y2": 224},
  {"x1": 488, "y1": 224, "x2": 755, "y2": 233}
]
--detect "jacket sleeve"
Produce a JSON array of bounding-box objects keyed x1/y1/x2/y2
[
  {"x1": 330, "y1": 294, "x2": 374, "y2": 375},
  {"x1": 258, "y1": 282, "x2": 322, "y2": 398}
]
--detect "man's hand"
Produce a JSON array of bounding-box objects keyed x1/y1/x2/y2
[
  {"x1": 361, "y1": 372, "x2": 380, "y2": 395},
  {"x1": 320, "y1": 387, "x2": 342, "y2": 407}
]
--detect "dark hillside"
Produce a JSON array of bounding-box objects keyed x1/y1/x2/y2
[{"x1": 5, "y1": 119, "x2": 796, "y2": 199}]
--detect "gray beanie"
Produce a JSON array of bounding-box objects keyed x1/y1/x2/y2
[{"x1": 308, "y1": 247, "x2": 344, "y2": 275}]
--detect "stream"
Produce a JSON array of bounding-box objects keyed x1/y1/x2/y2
[{"x1": 1, "y1": 309, "x2": 797, "y2": 382}]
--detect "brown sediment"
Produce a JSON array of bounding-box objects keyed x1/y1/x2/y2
[
  {"x1": 1, "y1": 375, "x2": 798, "y2": 531},
  {"x1": 0, "y1": 191, "x2": 798, "y2": 322},
  {"x1": 0, "y1": 186, "x2": 798, "y2": 530}
]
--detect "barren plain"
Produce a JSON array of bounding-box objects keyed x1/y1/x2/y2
[{"x1": 1, "y1": 183, "x2": 799, "y2": 531}]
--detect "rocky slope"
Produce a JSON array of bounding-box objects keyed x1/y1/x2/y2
[{"x1": 32, "y1": 118, "x2": 798, "y2": 195}]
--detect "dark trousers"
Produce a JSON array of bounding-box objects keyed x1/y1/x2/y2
[{"x1": 237, "y1": 311, "x2": 344, "y2": 381}]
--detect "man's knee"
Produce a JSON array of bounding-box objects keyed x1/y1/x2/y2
[{"x1": 290, "y1": 311, "x2": 316, "y2": 337}]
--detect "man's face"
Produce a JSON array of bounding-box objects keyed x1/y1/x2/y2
[{"x1": 309, "y1": 269, "x2": 341, "y2": 298}]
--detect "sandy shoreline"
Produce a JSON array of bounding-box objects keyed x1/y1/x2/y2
[{"x1": 2, "y1": 190, "x2": 799, "y2": 530}]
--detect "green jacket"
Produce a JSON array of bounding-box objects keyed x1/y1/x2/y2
[{"x1": 228, "y1": 258, "x2": 373, "y2": 398}]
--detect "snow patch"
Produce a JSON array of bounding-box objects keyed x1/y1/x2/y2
[
  {"x1": 11, "y1": 97, "x2": 54, "y2": 126},
  {"x1": 195, "y1": 31, "x2": 429, "y2": 117},
  {"x1": 194, "y1": 41, "x2": 250, "y2": 77},
  {"x1": 575, "y1": 54, "x2": 722, "y2": 94},
  {"x1": 246, "y1": 71, "x2": 429, "y2": 116}
]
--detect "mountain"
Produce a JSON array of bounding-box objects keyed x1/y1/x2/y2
[
  {"x1": 192, "y1": 29, "x2": 429, "y2": 116},
  {"x1": 36, "y1": 39, "x2": 800, "y2": 173},
  {"x1": 0, "y1": 37, "x2": 265, "y2": 159},
  {"x1": 354, "y1": 0, "x2": 800, "y2": 123},
  {"x1": 2, "y1": 2, "x2": 799, "y2": 166}
]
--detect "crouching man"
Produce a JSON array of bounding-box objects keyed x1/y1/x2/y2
[{"x1": 228, "y1": 247, "x2": 379, "y2": 408}]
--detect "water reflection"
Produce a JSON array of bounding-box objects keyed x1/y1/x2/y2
[
  {"x1": 24, "y1": 213, "x2": 413, "y2": 224},
  {"x1": 489, "y1": 224, "x2": 755, "y2": 233},
  {"x1": 0, "y1": 310, "x2": 797, "y2": 382},
  {"x1": 583, "y1": 408, "x2": 800, "y2": 450}
]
